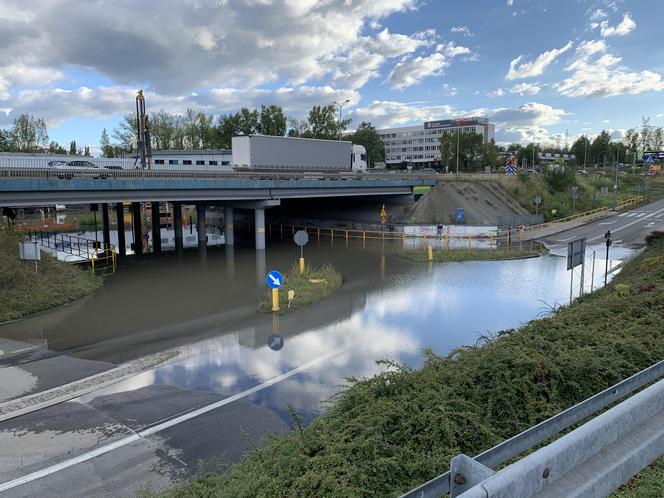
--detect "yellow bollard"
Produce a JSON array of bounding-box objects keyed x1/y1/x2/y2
[
  {"x1": 299, "y1": 257, "x2": 305, "y2": 274},
  {"x1": 427, "y1": 245, "x2": 433, "y2": 261},
  {"x1": 272, "y1": 288, "x2": 280, "y2": 312}
]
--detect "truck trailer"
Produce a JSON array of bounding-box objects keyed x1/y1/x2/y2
[{"x1": 231, "y1": 135, "x2": 367, "y2": 172}]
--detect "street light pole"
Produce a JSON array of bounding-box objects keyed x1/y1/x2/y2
[
  {"x1": 456, "y1": 127, "x2": 460, "y2": 174},
  {"x1": 333, "y1": 99, "x2": 350, "y2": 140}
]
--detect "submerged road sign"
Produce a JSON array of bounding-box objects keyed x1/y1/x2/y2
[
  {"x1": 294, "y1": 230, "x2": 309, "y2": 246},
  {"x1": 265, "y1": 270, "x2": 283, "y2": 289}
]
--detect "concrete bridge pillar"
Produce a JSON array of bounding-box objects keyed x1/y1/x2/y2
[
  {"x1": 255, "y1": 208, "x2": 265, "y2": 250},
  {"x1": 197, "y1": 204, "x2": 207, "y2": 255},
  {"x1": 172, "y1": 202, "x2": 183, "y2": 254},
  {"x1": 115, "y1": 202, "x2": 126, "y2": 258},
  {"x1": 132, "y1": 202, "x2": 142, "y2": 256},
  {"x1": 101, "y1": 203, "x2": 111, "y2": 253},
  {"x1": 151, "y1": 201, "x2": 161, "y2": 254},
  {"x1": 224, "y1": 206, "x2": 234, "y2": 246}
]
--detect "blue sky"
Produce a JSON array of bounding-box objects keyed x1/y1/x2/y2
[{"x1": 1, "y1": 0, "x2": 663, "y2": 153}]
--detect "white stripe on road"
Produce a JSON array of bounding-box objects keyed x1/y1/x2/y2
[
  {"x1": 618, "y1": 213, "x2": 627, "y2": 217},
  {"x1": 636, "y1": 212, "x2": 647, "y2": 217},
  {"x1": 626, "y1": 212, "x2": 637, "y2": 217},
  {"x1": 0, "y1": 346, "x2": 348, "y2": 493},
  {"x1": 589, "y1": 206, "x2": 664, "y2": 242}
]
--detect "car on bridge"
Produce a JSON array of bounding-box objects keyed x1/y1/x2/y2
[{"x1": 48, "y1": 160, "x2": 111, "y2": 179}]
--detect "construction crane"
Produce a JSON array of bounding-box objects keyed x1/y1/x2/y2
[{"x1": 135, "y1": 90, "x2": 153, "y2": 170}]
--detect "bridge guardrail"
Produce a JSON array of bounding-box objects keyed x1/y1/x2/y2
[
  {"x1": 400, "y1": 359, "x2": 664, "y2": 498},
  {"x1": 0, "y1": 167, "x2": 437, "y2": 182}
]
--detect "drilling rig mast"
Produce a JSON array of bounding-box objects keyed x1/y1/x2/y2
[{"x1": 135, "y1": 90, "x2": 152, "y2": 170}]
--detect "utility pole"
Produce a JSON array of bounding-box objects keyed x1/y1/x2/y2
[{"x1": 584, "y1": 138, "x2": 588, "y2": 169}]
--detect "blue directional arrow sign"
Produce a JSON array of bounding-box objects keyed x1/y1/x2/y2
[{"x1": 265, "y1": 270, "x2": 283, "y2": 289}]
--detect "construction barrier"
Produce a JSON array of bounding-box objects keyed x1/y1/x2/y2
[{"x1": 26, "y1": 230, "x2": 116, "y2": 274}]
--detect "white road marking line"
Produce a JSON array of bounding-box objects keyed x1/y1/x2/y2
[
  {"x1": 0, "y1": 346, "x2": 348, "y2": 492},
  {"x1": 589, "y1": 206, "x2": 664, "y2": 242},
  {"x1": 598, "y1": 221, "x2": 616, "y2": 225},
  {"x1": 618, "y1": 213, "x2": 627, "y2": 217},
  {"x1": 555, "y1": 235, "x2": 578, "y2": 242},
  {"x1": 626, "y1": 213, "x2": 637, "y2": 217},
  {"x1": 636, "y1": 212, "x2": 647, "y2": 218}
]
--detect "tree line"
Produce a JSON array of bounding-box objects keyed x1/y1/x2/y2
[
  {"x1": 100, "y1": 104, "x2": 385, "y2": 165},
  {"x1": 0, "y1": 113, "x2": 92, "y2": 155}
]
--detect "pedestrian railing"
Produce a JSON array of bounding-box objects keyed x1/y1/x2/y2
[
  {"x1": 400, "y1": 359, "x2": 664, "y2": 498},
  {"x1": 615, "y1": 195, "x2": 646, "y2": 211},
  {"x1": 268, "y1": 223, "x2": 543, "y2": 254},
  {"x1": 27, "y1": 230, "x2": 116, "y2": 274}
]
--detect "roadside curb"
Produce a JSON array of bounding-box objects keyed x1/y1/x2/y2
[{"x1": 0, "y1": 350, "x2": 181, "y2": 424}]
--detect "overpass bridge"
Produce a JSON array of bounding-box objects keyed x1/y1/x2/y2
[{"x1": 0, "y1": 168, "x2": 435, "y2": 257}]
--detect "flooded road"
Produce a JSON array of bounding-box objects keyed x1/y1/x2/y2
[{"x1": 0, "y1": 238, "x2": 626, "y2": 424}]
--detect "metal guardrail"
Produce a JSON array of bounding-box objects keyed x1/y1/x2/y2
[
  {"x1": 400, "y1": 359, "x2": 664, "y2": 497},
  {"x1": 27, "y1": 230, "x2": 116, "y2": 274},
  {"x1": 0, "y1": 167, "x2": 436, "y2": 182}
]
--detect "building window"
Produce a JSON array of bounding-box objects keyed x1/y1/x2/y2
[
  {"x1": 196, "y1": 160, "x2": 205, "y2": 165},
  {"x1": 222, "y1": 161, "x2": 230, "y2": 166},
  {"x1": 155, "y1": 159, "x2": 165, "y2": 165},
  {"x1": 183, "y1": 160, "x2": 192, "y2": 165},
  {"x1": 209, "y1": 161, "x2": 218, "y2": 166},
  {"x1": 169, "y1": 159, "x2": 179, "y2": 165}
]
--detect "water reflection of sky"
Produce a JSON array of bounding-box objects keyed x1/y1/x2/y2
[{"x1": 98, "y1": 252, "x2": 628, "y2": 424}]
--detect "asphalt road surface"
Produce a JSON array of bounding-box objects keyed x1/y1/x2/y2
[{"x1": 541, "y1": 197, "x2": 664, "y2": 251}]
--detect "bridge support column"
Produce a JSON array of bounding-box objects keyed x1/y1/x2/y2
[
  {"x1": 101, "y1": 203, "x2": 111, "y2": 253},
  {"x1": 224, "y1": 206, "x2": 234, "y2": 246},
  {"x1": 151, "y1": 201, "x2": 161, "y2": 254},
  {"x1": 196, "y1": 204, "x2": 207, "y2": 255},
  {"x1": 255, "y1": 208, "x2": 265, "y2": 250},
  {"x1": 115, "y1": 203, "x2": 126, "y2": 258},
  {"x1": 172, "y1": 202, "x2": 183, "y2": 254},
  {"x1": 132, "y1": 202, "x2": 142, "y2": 256}
]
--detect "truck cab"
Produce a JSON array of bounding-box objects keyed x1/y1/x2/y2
[{"x1": 351, "y1": 145, "x2": 367, "y2": 172}]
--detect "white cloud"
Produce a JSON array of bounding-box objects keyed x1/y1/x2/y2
[
  {"x1": 450, "y1": 25, "x2": 472, "y2": 36},
  {"x1": 0, "y1": 84, "x2": 361, "y2": 127},
  {"x1": 0, "y1": 64, "x2": 64, "y2": 99},
  {"x1": 556, "y1": 39, "x2": 664, "y2": 97},
  {"x1": 488, "y1": 102, "x2": 568, "y2": 127},
  {"x1": 349, "y1": 100, "x2": 458, "y2": 128},
  {"x1": 590, "y1": 9, "x2": 608, "y2": 20},
  {"x1": 506, "y1": 0, "x2": 514, "y2": 6},
  {"x1": 441, "y1": 83, "x2": 457, "y2": 96},
  {"x1": 0, "y1": 0, "x2": 419, "y2": 93},
  {"x1": 510, "y1": 82, "x2": 542, "y2": 95},
  {"x1": 388, "y1": 42, "x2": 471, "y2": 90},
  {"x1": 600, "y1": 13, "x2": 636, "y2": 37},
  {"x1": 486, "y1": 88, "x2": 507, "y2": 98},
  {"x1": 506, "y1": 41, "x2": 573, "y2": 80}
]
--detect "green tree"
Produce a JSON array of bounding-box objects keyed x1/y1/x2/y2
[
  {"x1": 346, "y1": 121, "x2": 384, "y2": 166},
  {"x1": 543, "y1": 165, "x2": 576, "y2": 193},
  {"x1": 482, "y1": 138, "x2": 499, "y2": 166},
  {"x1": 258, "y1": 105, "x2": 287, "y2": 136},
  {"x1": 517, "y1": 142, "x2": 541, "y2": 167},
  {"x1": 213, "y1": 113, "x2": 241, "y2": 149},
  {"x1": 69, "y1": 140, "x2": 77, "y2": 155},
  {"x1": 0, "y1": 129, "x2": 11, "y2": 151},
  {"x1": 10, "y1": 114, "x2": 48, "y2": 151},
  {"x1": 83, "y1": 145, "x2": 90, "y2": 156},
  {"x1": 571, "y1": 135, "x2": 591, "y2": 166},
  {"x1": 306, "y1": 105, "x2": 350, "y2": 139},
  {"x1": 237, "y1": 108, "x2": 259, "y2": 136},
  {"x1": 197, "y1": 111, "x2": 215, "y2": 148},
  {"x1": 112, "y1": 114, "x2": 137, "y2": 154},
  {"x1": 99, "y1": 129, "x2": 113, "y2": 157},
  {"x1": 591, "y1": 130, "x2": 612, "y2": 166},
  {"x1": 623, "y1": 128, "x2": 639, "y2": 154},
  {"x1": 48, "y1": 141, "x2": 67, "y2": 154},
  {"x1": 439, "y1": 130, "x2": 483, "y2": 171},
  {"x1": 653, "y1": 126, "x2": 664, "y2": 151},
  {"x1": 640, "y1": 117, "x2": 652, "y2": 151},
  {"x1": 287, "y1": 118, "x2": 309, "y2": 137}
]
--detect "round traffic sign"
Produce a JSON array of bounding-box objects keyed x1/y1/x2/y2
[
  {"x1": 534, "y1": 195, "x2": 542, "y2": 206},
  {"x1": 267, "y1": 334, "x2": 284, "y2": 351},
  {"x1": 294, "y1": 230, "x2": 309, "y2": 246},
  {"x1": 265, "y1": 270, "x2": 283, "y2": 289}
]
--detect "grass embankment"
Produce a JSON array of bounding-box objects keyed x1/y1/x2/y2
[
  {"x1": 162, "y1": 233, "x2": 664, "y2": 498},
  {"x1": 0, "y1": 231, "x2": 102, "y2": 322},
  {"x1": 612, "y1": 454, "x2": 664, "y2": 497},
  {"x1": 401, "y1": 248, "x2": 541, "y2": 262},
  {"x1": 259, "y1": 264, "x2": 342, "y2": 314}
]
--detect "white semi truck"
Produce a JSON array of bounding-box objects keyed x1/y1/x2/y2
[{"x1": 232, "y1": 135, "x2": 367, "y2": 172}]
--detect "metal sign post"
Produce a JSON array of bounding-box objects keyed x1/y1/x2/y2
[
  {"x1": 567, "y1": 237, "x2": 586, "y2": 304},
  {"x1": 604, "y1": 231, "x2": 612, "y2": 285},
  {"x1": 534, "y1": 195, "x2": 542, "y2": 216},
  {"x1": 294, "y1": 230, "x2": 309, "y2": 273}
]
